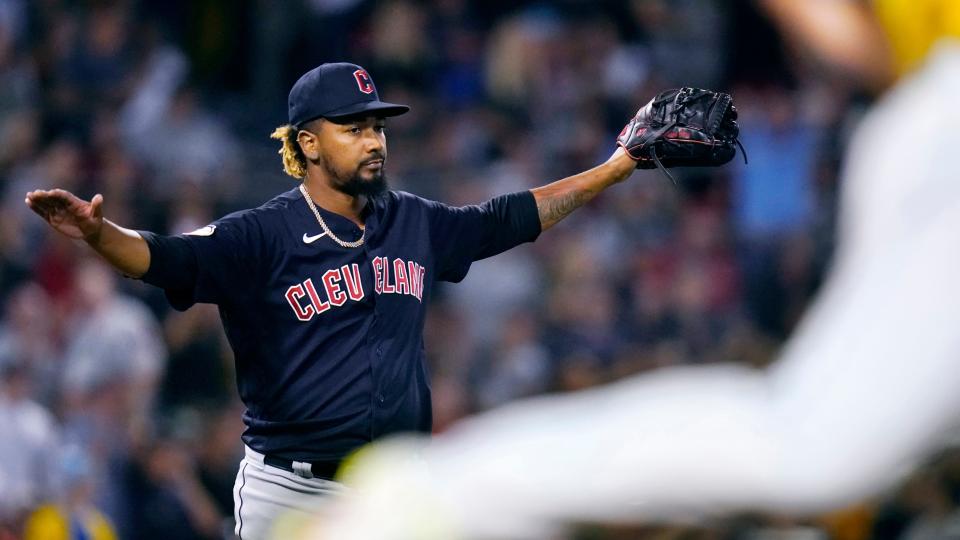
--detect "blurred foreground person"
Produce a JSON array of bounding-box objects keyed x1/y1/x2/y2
[{"x1": 308, "y1": 1, "x2": 960, "y2": 538}]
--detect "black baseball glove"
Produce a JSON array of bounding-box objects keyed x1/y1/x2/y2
[{"x1": 617, "y1": 87, "x2": 746, "y2": 182}]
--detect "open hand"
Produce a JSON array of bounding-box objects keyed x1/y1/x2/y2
[{"x1": 25, "y1": 189, "x2": 104, "y2": 241}]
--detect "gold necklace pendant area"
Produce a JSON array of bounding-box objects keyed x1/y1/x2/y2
[{"x1": 299, "y1": 184, "x2": 365, "y2": 248}]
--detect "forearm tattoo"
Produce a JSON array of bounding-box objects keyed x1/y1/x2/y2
[{"x1": 535, "y1": 188, "x2": 591, "y2": 231}]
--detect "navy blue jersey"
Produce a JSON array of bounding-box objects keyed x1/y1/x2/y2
[{"x1": 140, "y1": 187, "x2": 540, "y2": 461}]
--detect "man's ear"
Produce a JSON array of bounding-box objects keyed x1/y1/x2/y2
[{"x1": 297, "y1": 127, "x2": 320, "y2": 160}]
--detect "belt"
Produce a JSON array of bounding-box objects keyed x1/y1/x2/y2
[{"x1": 263, "y1": 455, "x2": 340, "y2": 480}]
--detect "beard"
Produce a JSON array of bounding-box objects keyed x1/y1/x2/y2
[{"x1": 323, "y1": 159, "x2": 389, "y2": 198}]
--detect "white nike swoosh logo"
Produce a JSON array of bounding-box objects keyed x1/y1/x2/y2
[{"x1": 303, "y1": 232, "x2": 328, "y2": 244}]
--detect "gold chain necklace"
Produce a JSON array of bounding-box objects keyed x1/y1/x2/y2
[{"x1": 299, "y1": 184, "x2": 365, "y2": 248}]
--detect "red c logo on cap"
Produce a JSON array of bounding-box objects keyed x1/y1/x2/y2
[{"x1": 353, "y1": 69, "x2": 374, "y2": 94}]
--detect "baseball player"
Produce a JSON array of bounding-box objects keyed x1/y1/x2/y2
[
  {"x1": 307, "y1": 2, "x2": 960, "y2": 539},
  {"x1": 25, "y1": 63, "x2": 728, "y2": 539}
]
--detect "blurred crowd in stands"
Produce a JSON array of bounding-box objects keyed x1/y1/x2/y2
[{"x1": 1, "y1": 0, "x2": 958, "y2": 538}]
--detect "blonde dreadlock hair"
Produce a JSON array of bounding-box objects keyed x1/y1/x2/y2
[{"x1": 270, "y1": 125, "x2": 308, "y2": 179}]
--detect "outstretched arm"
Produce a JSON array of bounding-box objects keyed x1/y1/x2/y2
[
  {"x1": 531, "y1": 148, "x2": 636, "y2": 231},
  {"x1": 25, "y1": 189, "x2": 151, "y2": 277},
  {"x1": 427, "y1": 148, "x2": 635, "y2": 282}
]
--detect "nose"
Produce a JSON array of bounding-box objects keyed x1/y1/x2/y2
[{"x1": 365, "y1": 129, "x2": 384, "y2": 154}]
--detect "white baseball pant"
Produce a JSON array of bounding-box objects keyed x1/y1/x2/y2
[{"x1": 233, "y1": 446, "x2": 346, "y2": 540}]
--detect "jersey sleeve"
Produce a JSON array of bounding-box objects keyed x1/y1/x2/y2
[
  {"x1": 423, "y1": 190, "x2": 541, "y2": 282},
  {"x1": 138, "y1": 211, "x2": 264, "y2": 310}
]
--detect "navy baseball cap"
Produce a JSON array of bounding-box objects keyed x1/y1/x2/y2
[{"x1": 288, "y1": 63, "x2": 409, "y2": 126}]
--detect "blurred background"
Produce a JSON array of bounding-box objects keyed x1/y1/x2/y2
[{"x1": 2, "y1": 0, "x2": 958, "y2": 539}]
